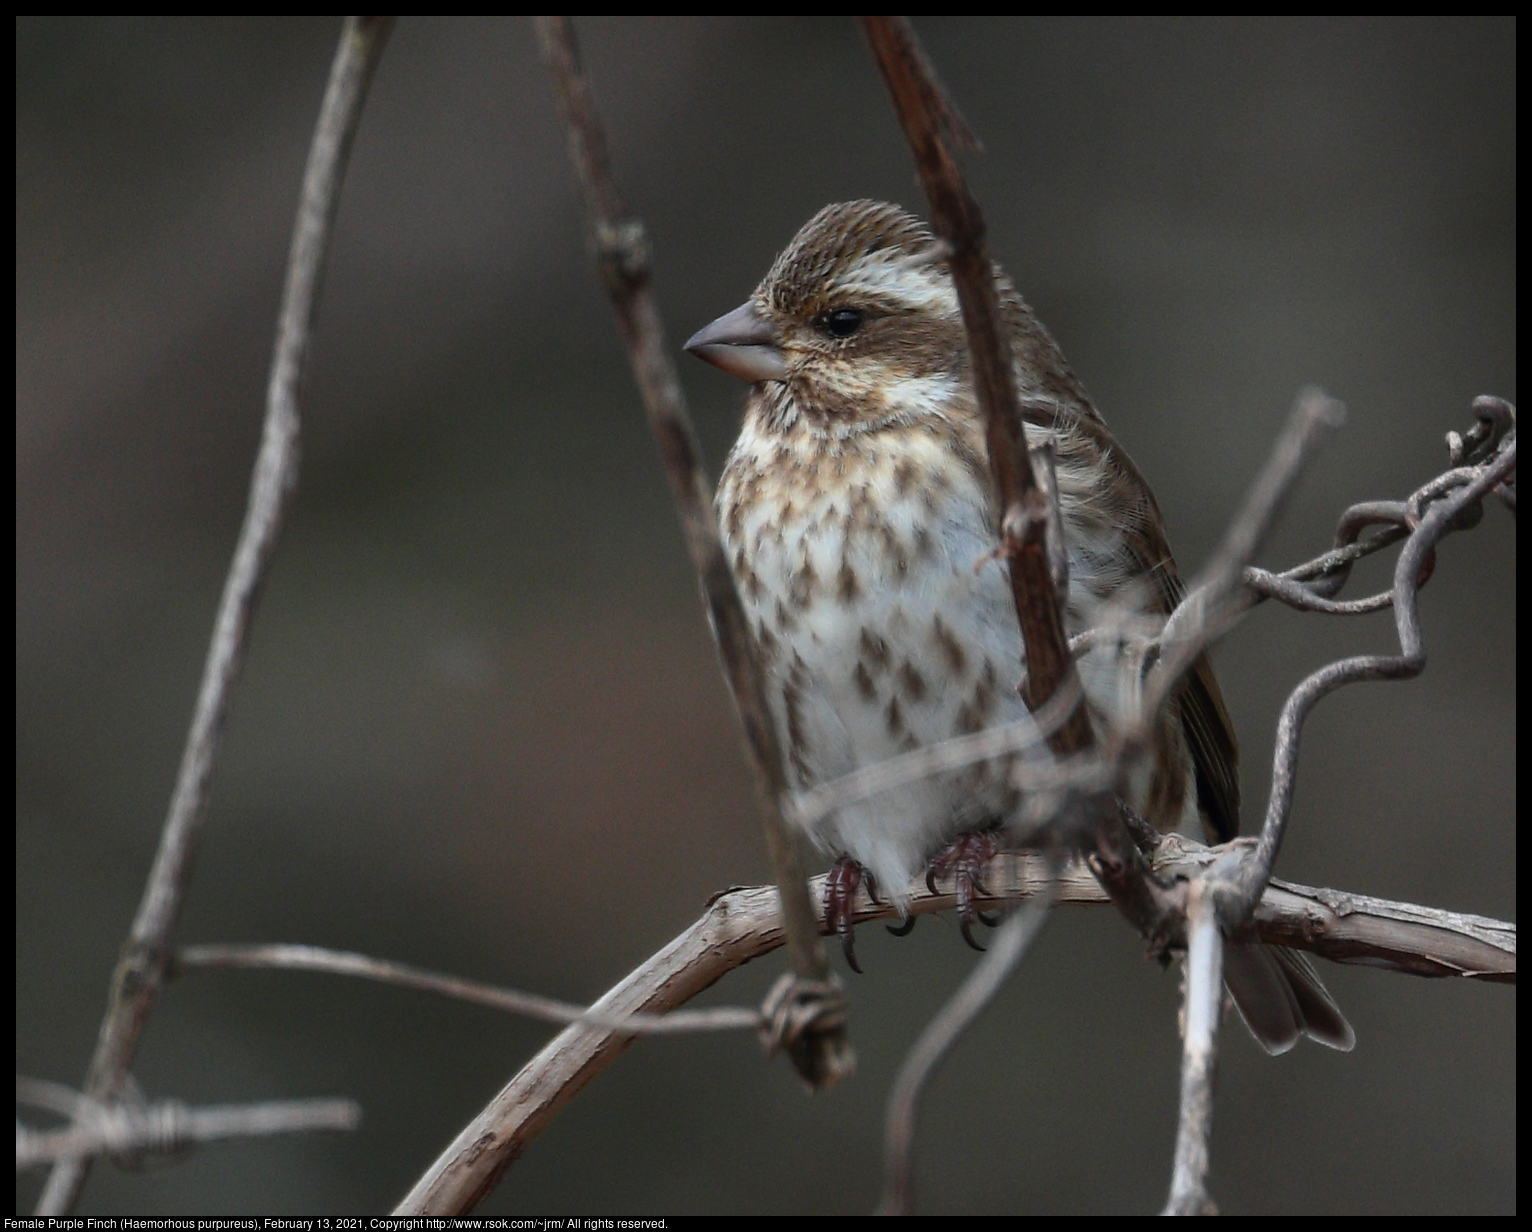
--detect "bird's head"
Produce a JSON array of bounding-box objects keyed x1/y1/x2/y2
[{"x1": 685, "y1": 200, "x2": 970, "y2": 432}]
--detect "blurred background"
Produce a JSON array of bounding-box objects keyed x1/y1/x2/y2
[{"x1": 16, "y1": 16, "x2": 1514, "y2": 1215}]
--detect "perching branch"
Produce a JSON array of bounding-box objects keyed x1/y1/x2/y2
[
  {"x1": 533, "y1": 13, "x2": 849, "y2": 1093},
  {"x1": 385, "y1": 846, "x2": 1511, "y2": 1214},
  {"x1": 34, "y1": 16, "x2": 395, "y2": 1216}
]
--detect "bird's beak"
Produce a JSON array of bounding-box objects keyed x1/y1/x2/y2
[{"x1": 683, "y1": 301, "x2": 788, "y2": 383}]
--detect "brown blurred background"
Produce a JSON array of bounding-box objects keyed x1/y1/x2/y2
[{"x1": 16, "y1": 16, "x2": 1514, "y2": 1215}]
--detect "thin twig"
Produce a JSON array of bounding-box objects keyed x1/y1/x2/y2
[
  {"x1": 1241, "y1": 436, "x2": 1511, "y2": 615},
  {"x1": 391, "y1": 852, "x2": 1510, "y2": 1215},
  {"x1": 1262, "y1": 524, "x2": 1409, "y2": 598},
  {"x1": 1221, "y1": 402, "x2": 1515, "y2": 619},
  {"x1": 876, "y1": 860, "x2": 1060, "y2": 1216},
  {"x1": 175, "y1": 943, "x2": 762, "y2": 1034},
  {"x1": 34, "y1": 16, "x2": 395, "y2": 1216},
  {"x1": 17, "y1": 1080, "x2": 359, "y2": 1171},
  {"x1": 858, "y1": 16, "x2": 1090, "y2": 755},
  {"x1": 858, "y1": 11, "x2": 1174, "y2": 966},
  {"x1": 532, "y1": 14, "x2": 848, "y2": 1092},
  {"x1": 1220, "y1": 434, "x2": 1517, "y2": 926},
  {"x1": 1157, "y1": 417, "x2": 1514, "y2": 1213},
  {"x1": 1241, "y1": 568, "x2": 1394, "y2": 615},
  {"x1": 18, "y1": 1078, "x2": 102, "y2": 1122},
  {"x1": 1147, "y1": 387, "x2": 1346, "y2": 717},
  {"x1": 1162, "y1": 881, "x2": 1223, "y2": 1216}
]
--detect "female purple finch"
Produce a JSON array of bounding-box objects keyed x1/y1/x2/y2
[{"x1": 687, "y1": 200, "x2": 1351, "y2": 1055}]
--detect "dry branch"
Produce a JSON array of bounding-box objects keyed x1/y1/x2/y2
[
  {"x1": 858, "y1": 13, "x2": 1175, "y2": 953},
  {"x1": 857, "y1": 15, "x2": 1091, "y2": 756},
  {"x1": 1220, "y1": 433, "x2": 1516, "y2": 929},
  {"x1": 17, "y1": 1079, "x2": 359, "y2": 1171},
  {"x1": 1162, "y1": 881, "x2": 1222, "y2": 1216},
  {"x1": 175, "y1": 943, "x2": 762, "y2": 1035},
  {"x1": 34, "y1": 16, "x2": 396, "y2": 1216},
  {"x1": 391, "y1": 849, "x2": 1512, "y2": 1214},
  {"x1": 1151, "y1": 408, "x2": 1515, "y2": 1209},
  {"x1": 532, "y1": 13, "x2": 849, "y2": 1092}
]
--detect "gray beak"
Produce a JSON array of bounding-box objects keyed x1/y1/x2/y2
[{"x1": 683, "y1": 300, "x2": 788, "y2": 383}]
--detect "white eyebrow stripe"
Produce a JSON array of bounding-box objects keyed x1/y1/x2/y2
[{"x1": 839, "y1": 253, "x2": 959, "y2": 316}]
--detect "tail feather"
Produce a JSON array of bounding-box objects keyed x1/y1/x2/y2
[{"x1": 1222, "y1": 942, "x2": 1355, "y2": 1055}]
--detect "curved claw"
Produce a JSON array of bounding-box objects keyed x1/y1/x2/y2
[
  {"x1": 841, "y1": 930, "x2": 863, "y2": 975},
  {"x1": 825, "y1": 855, "x2": 869, "y2": 974},
  {"x1": 864, "y1": 870, "x2": 884, "y2": 907},
  {"x1": 886, "y1": 915, "x2": 917, "y2": 937},
  {"x1": 923, "y1": 827, "x2": 1004, "y2": 955}
]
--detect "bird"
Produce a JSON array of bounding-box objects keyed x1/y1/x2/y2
[{"x1": 685, "y1": 199, "x2": 1352, "y2": 1055}]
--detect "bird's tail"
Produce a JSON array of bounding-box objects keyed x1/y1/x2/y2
[{"x1": 1222, "y1": 942, "x2": 1355, "y2": 1055}]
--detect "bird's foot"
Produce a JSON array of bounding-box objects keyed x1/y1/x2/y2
[
  {"x1": 825, "y1": 857, "x2": 916, "y2": 972},
  {"x1": 925, "y1": 829, "x2": 1003, "y2": 951},
  {"x1": 1115, "y1": 796, "x2": 1162, "y2": 854},
  {"x1": 825, "y1": 856, "x2": 871, "y2": 973}
]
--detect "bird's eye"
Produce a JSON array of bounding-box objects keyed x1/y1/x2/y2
[{"x1": 819, "y1": 307, "x2": 866, "y2": 339}]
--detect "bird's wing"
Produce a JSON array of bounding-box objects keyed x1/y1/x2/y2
[
  {"x1": 1179, "y1": 652, "x2": 1242, "y2": 843},
  {"x1": 1069, "y1": 415, "x2": 1243, "y2": 843},
  {"x1": 1129, "y1": 533, "x2": 1243, "y2": 842}
]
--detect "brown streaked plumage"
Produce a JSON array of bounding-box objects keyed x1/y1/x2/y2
[{"x1": 688, "y1": 200, "x2": 1351, "y2": 1055}]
